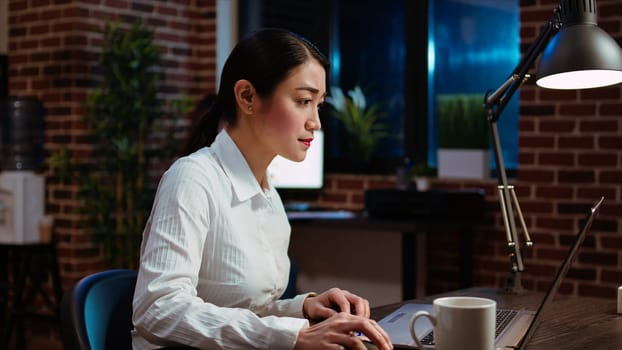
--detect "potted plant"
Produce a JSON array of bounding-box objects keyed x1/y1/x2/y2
[
  {"x1": 49, "y1": 21, "x2": 192, "y2": 268},
  {"x1": 409, "y1": 161, "x2": 436, "y2": 191},
  {"x1": 436, "y1": 94, "x2": 490, "y2": 179},
  {"x1": 325, "y1": 85, "x2": 388, "y2": 168}
]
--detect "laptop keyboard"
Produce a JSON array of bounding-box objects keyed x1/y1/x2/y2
[
  {"x1": 496, "y1": 309, "x2": 518, "y2": 336},
  {"x1": 419, "y1": 309, "x2": 518, "y2": 346}
]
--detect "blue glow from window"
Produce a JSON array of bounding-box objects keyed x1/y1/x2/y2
[
  {"x1": 330, "y1": 50, "x2": 341, "y2": 85},
  {"x1": 428, "y1": 0, "x2": 519, "y2": 170},
  {"x1": 428, "y1": 40, "x2": 436, "y2": 76}
]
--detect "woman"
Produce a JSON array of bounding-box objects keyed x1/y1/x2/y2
[{"x1": 131, "y1": 28, "x2": 392, "y2": 350}]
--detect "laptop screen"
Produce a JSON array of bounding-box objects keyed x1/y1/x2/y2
[{"x1": 517, "y1": 196, "x2": 604, "y2": 349}]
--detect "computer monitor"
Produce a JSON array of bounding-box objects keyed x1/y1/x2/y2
[{"x1": 267, "y1": 130, "x2": 324, "y2": 191}]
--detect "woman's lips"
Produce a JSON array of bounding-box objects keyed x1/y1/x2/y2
[{"x1": 300, "y1": 138, "x2": 313, "y2": 148}]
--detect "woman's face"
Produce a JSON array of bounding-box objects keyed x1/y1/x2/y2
[{"x1": 252, "y1": 59, "x2": 326, "y2": 163}]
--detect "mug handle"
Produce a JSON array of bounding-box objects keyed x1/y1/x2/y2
[{"x1": 410, "y1": 311, "x2": 437, "y2": 349}]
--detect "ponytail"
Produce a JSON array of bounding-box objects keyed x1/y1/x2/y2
[{"x1": 180, "y1": 94, "x2": 221, "y2": 157}]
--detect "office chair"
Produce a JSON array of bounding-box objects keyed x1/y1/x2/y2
[
  {"x1": 60, "y1": 269, "x2": 137, "y2": 350},
  {"x1": 281, "y1": 257, "x2": 299, "y2": 299}
]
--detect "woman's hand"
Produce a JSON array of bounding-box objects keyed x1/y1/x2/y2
[
  {"x1": 294, "y1": 312, "x2": 392, "y2": 350},
  {"x1": 303, "y1": 288, "x2": 370, "y2": 321}
]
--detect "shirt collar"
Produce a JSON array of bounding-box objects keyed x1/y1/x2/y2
[{"x1": 212, "y1": 129, "x2": 272, "y2": 203}]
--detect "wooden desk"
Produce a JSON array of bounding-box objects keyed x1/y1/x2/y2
[
  {"x1": 371, "y1": 287, "x2": 622, "y2": 349},
  {"x1": 288, "y1": 212, "x2": 480, "y2": 300}
]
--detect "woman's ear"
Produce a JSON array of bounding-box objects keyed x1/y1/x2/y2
[{"x1": 234, "y1": 80, "x2": 256, "y2": 115}]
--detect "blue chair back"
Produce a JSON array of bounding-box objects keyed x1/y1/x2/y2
[{"x1": 61, "y1": 269, "x2": 138, "y2": 350}]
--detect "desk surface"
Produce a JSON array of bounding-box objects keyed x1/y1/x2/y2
[
  {"x1": 370, "y1": 287, "x2": 622, "y2": 350},
  {"x1": 288, "y1": 210, "x2": 481, "y2": 231}
]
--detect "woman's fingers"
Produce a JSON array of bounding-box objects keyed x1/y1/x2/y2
[
  {"x1": 329, "y1": 288, "x2": 371, "y2": 317},
  {"x1": 297, "y1": 299, "x2": 392, "y2": 350},
  {"x1": 332, "y1": 313, "x2": 392, "y2": 350}
]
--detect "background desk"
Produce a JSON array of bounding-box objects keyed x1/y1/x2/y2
[
  {"x1": 288, "y1": 211, "x2": 481, "y2": 300},
  {"x1": 0, "y1": 242, "x2": 62, "y2": 349},
  {"x1": 371, "y1": 287, "x2": 622, "y2": 349}
]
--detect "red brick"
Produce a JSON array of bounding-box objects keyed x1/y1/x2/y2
[
  {"x1": 103, "y1": 0, "x2": 128, "y2": 9},
  {"x1": 40, "y1": 9, "x2": 62, "y2": 20},
  {"x1": 599, "y1": 273, "x2": 622, "y2": 289},
  {"x1": 535, "y1": 185, "x2": 573, "y2": 199},
  {"x1": 558, "y1": 170, "x2": 595, "y2": 184},
  {"x1": 520, "y1": 7, "x2": 552, "y2": 22},
  {"x1": 559, "y1": 103, "x2": 597, "y2": 116},
  {"x1": 580, "y1": 120, "x2": 618, "y2": 133},
  {"x1": 32, "y1": 0, "x2": 51, "y2": 8},
  {"x1": 517, "y1": 169, "x2": 555, "y2": 182},
  {"x1": 319, "y1": 192, "x2": 348, "y2": 203},
  {"x1": 519, "y1": 104, "x2": 555, "y2": 116},
  {"x1": 519, "y1": 200, "x2": 554, "y2": 214},
  {"x1": 540, "y1": 120, "x2": 576, "y2": 133},
  {"x1": 577, "y1": 153, "x2": 617, "y2": 167},
  {"x1": 30, "y1": 24, "x2": 50, "y2": 35},
  {"x1": 584, "y1": 89, "x2": 621, "y2": 102},
  {"x1": 539, "y1": 89, "x2": 577, "y2": 101},
  {"x1": 599, "y1": 170, "x2": 622, "y2": 184},
  {"x1": 157, "y1": 5, "x2": 178, "y2": 16},
  {"x1": 599, "y1": 236, "x2": 622, "y2": 250},
  {"x1": 518, "y1": 151, "x2": 535, "y2": 165},
  {"x1": 538, "y1": 152, "x2": 575, "y2": 166},
  {"x1": 520, "y1": 135, "x2": 555, "y2": 148},
  {"x1": 367, "y1": 179, "x2": 395, "y2": 189},
  {"x1": 558, "y1": 136, "x2": 595, "y2": 149},
  {"x1": 519, "y1": 118, "x2": 535, "y2": 132},
  {"x1": 599, "y1": 136, "x2": 622, "y2": 149},
  {"x1": 335, "y1": 179, "x2": 365, "y2": 190},
  {"x1": 600, "y1": 203, "x2": 622, "y2": 218},
  {"x1": 600, "y1": 103, "x2": 622, "y2": 115},
  {"x1": 577, "y1": 187, "x2": 617, "y2": 200},
  {"x1": 579, "y1": 251, "x2": 618, "y2": 266},
  {"x1": 536, "y1": 217, "x2": 574, "y2": 231},
  {"x1": 566, "y1": 267, "x2": 597, "y2": 281}
]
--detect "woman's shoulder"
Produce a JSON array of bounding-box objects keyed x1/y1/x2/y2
[
  {"x1": 174, "y1": 146, "x2": 218, "y2": 169},
  {"x1": 165, "y1": 147, "x2": 226, "y2": 183}
]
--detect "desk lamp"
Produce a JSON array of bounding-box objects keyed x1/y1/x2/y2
[{"x1": 483, "y1": 0, "x2": 622, "y2": 294}]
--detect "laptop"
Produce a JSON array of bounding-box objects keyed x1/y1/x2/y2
[{"x1": 376, "y1": 196, "x2": 604, "y2": 350}]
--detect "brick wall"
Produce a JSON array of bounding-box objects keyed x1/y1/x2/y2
[
  {"x1": 7, "y1": 0, "x2": 622, "y2": 300},
  {"x1": 510, "y1": 0, "x2": 622, "y2": 298},
  {"x1": 7, "y1": 0, "x2": 216, "y2": 286}
]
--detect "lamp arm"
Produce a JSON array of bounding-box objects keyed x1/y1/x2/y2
[
  {"x1": 486, "y1": 7, "x2": 562, "y2": 121},
  {"x1": 482, "y1": 7, "x2": 561, "y2": 281}
]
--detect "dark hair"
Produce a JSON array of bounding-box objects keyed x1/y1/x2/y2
[{"x1": 181, "y1": 28, "x2": 329, "y2": 156}]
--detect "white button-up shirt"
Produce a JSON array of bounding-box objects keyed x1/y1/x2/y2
[{"x1": 132, "y1": 130, "x2": 309, "y2": 350}]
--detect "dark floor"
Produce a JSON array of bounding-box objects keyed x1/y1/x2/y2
[
  {"x1": 6, "y1": 317, "x2": 63, "y2": 350},
  {"x1": 11, "y1": 335, "x2": 63, "y2": 350}
]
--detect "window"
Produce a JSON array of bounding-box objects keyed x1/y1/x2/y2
[
  {"x1": 327, "y1": 0, "x2": 406, "y2": 173},
  {"x1": 428, "y1": 0, "x2": 519, "y2": 170},
  {"x1": 238, "y1": 0, "x2": 520, "y2": 174}
]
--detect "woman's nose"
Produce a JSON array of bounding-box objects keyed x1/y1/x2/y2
[{"x1": 307, "y1": 109, "x2": 321, "y2": 130}]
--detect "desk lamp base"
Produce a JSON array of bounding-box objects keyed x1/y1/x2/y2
[{"x1": 501, "y1": 270, "x2": 526, "y2": 295}]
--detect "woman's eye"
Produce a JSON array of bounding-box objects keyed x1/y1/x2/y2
[{"x1": 299, "y1": 99, "x2": 312, "y2": 106}]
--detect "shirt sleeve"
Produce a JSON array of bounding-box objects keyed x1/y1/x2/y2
[
  {"x1": 132, "y1": 160, "x2": 308, "y2": 350},
  {"x1": 255, "y1": 292, "x2": 315, "y2": 318}
]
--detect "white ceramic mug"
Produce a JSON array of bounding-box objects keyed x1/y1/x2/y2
[{"x1": 410, "y1": 296, "x2": 496, "y2": 350}]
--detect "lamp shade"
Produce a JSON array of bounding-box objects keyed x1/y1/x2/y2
[{"x1": 536, "y1": 0, "x2": 622, "y2": 89}]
